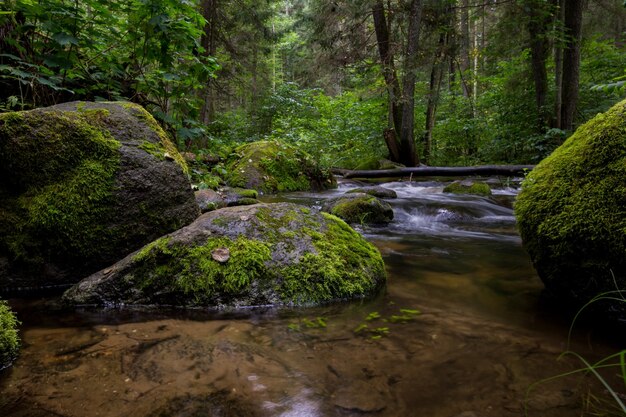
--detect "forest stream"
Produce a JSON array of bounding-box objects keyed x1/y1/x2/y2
[{"x1": 0, "y1": 178, "x2": 620, "y2": 417}]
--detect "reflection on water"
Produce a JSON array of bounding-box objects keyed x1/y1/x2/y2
[{"x1": 0, "y1": 178, "x2": 619, "y2": 417}]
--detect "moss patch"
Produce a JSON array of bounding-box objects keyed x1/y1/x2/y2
[
  {"x1": 279, "y1": 213, "x2": 386, "y2": 304},
  {"x1": 121, "y1": 102, "x2": 189, "y2": 176},
  {"x1": 515, "y1": 98, "x2": 626, "y2": 305},
  {"x1": 132, "y1": 235, "x2": 272, "y2": 303},
  {"x1": 443, "y1": 181, "x2": 492, "y2": 196},
  {"x1": 226, "y1": 141, "x2": 335, "y2": 193},
  {"x1": 0, "y1": 108, "x2": 121, "y2": 264},
  {"x1": 0, "y1": 300, "x2": 20, "y2": 369},
  {"x1": 324, "y1": 194, "x2": 394, "y2": 225}
]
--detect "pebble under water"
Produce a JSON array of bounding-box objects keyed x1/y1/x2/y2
[{"x1": 0, "y1": 177, "x2": 622, "y2": 417}]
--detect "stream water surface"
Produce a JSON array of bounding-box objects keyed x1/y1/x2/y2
[{"x1": 0, "y1": 178, "x2": 620, "y2": 417}]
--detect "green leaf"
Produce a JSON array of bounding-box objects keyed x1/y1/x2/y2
[{"x1": 52, "y1": 32, "x2": 79, "y2": 46}]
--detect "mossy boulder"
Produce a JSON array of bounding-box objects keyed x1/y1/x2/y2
[
  {"x1": 0, "y1": 101, "x2": 199, "y2": 290},
  {"x1": 0, "y1": 300, "x2": 19, "y2": 370},
  {"x1": 225, "y1": 141, "x2": 336, "y2": 193},
  {"x1": 515, "y1": 99, "x2": 626, "y2": 309},
  {"x1": 346, "y1": 186, "x2": 397, "y2": 199},
  {"x1": 443, "y1": 180, "x2": 492, "y2": 196},
  {"x1": 63, "y1": 203, "x2": 386, "y2": 307},
  {"x1": 322, "y1": 193, "x2": 394, "y2": 225}
]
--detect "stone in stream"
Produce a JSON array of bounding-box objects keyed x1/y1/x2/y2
[
  {"x1": 346, "y1": 185, "x2": 398, "y2": 199},
  {"x1": 63, "y1": 203, "x2": 386, "y2": 307},
  {"x1": 225, "y1": 140, "x2": 336, "y2": 193},
  {"x1": 443, "y1": 180, "x2": 492, "y2": 196},
  {"x1": 322, "y1": 193, "x2": 394, "y2": 225},
  {"x1": 0, "y1": 101, "x2": 199, "y2": 290},
  {"x1": 515, "y1": 98, "x2": 626, "y2": 319}
]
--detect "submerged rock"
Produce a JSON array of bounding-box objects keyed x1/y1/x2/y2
[
  {"x1": 0, "y1": 300, "x2": 19, "y2": 370},
  {"x1": 63, "y1": 203, "x2": 386, "y2": 307},
  {"x1": 322, "y1": 193, "x2": 394, "y2": 225},
  {"x1": 443, "y1": 180, "x2": 492, "y2": 196},
  {"x1": 346, "y1": 186, "x2": 397, "y2": 199},
  {"x1": 0, "y1": 101, "x2": 199, "y2": 290},
  {"x1": 225, "y1": 141, "x2": 336, "y2": 193},
  {"x1": 515, "y1": 98, "x2": 626, "y2": 313}
]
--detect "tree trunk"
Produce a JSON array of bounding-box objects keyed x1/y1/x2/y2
[
  {"x1": 423, "y1": 4, "x2": 451, "y2": 164},
  {"x1": 372, "y1": 0, "x2": 402, "y2": 142},
  {"x1": 460, "y1": 0, "x2": 471, "y2": 98},
  {"x1": 343, "y1": 165, "x2": 536, "y2": 179},
  {"x1": 398, "y1": 0, "x2": 424, "y2": 167},
  {"x1": 200, "y1": 0, "x2": 218, "y2": 124},
  {"x1": 553, "y1": 0, "x2": 565, "y2": 129},
  {"x1": 560, "y1": 0, "x2": 584, "y2": 131},
  {"x1": 526, "y1": 0, "x2": 553, "y2": 129}
]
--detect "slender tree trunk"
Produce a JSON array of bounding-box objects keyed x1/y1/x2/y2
[
  {"x1": 200, "y1": 0, "x2": 218, "y2": 124},
  {"x1": 553, "y1": 0, "x2": 564, "y2": 129},
  {"x1": 460, "y1": 0, "x2": 471, "y2": 98},
  {"x1": 560, "y1": 0, "x2": 584, "y2": 131},
  {"x1": 423, "y1": 34, "x2": 446, "y2": 165},
  {"x1": 372, "y1": 1, "x2": 402, "y2": 140},
  {"x1": 398, "y1": 0, "x2": 424, "y2": 167},
  {"x1": 527, "y1": 0, "x2": 552, "y2": 129},
  {"x1": 423, "y1": 3, "x2": 452, "y2": 165}
]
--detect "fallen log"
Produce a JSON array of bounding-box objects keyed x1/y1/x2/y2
[{"x1": 342, "y1": 165, "x2": 535, "y2": 179}]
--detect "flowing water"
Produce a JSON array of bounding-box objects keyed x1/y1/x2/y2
[{"x1": 0, "y1": 178, "x2": 621, "y2": 417}]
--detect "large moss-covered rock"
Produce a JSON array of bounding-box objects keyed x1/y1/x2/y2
[
  {"x1": 515, "y1": 99, "x2": 626, "y2": 308},
  {"x1": 63, "y1": 203, "x2": 386, "y2": 307},
  {"x1": 0, "y1": 101, "x2": 199, "y2": 290},
  {"x1": 0, "y1": 300, "x2": 19, "y2": 370},
  {"x1": 322, "y1": 194, "x2": 394, "y2": 225},
  {"x1": 226, "y1": 141, "x2": 336, "y2": 193}
]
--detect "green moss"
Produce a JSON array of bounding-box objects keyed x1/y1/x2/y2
[
  {"x1": 329, "y1": 195, "x2": 393, "y2": 224},
  {"x1": 515, "y1": 98, "x2": 626, "y2": 303},
  {"x1": 132, "y1": 236, "x2": 272, "y2": 301},
  {"x1": 122, "y1": 102, "x2": 189, "y2": 176},
  {"x1": 139, "y1": 141, "x2": 167, "y2": 160},
  {"x1": 226, "y1": 141, "x2": 335, "y2": 193},
  {"x1": 443, "y1": 181, "x2": 492, "y2": 196},
  {"x1": 0, "y1": 300, "x2": 20, "y2": 369},
  {"x1": 279, "y1": 213, "x2": 386, "y2": 303},
  {"x1": 0, "y1": 109, "x2": 121, "y2": 263},
  {"x1": 233, "y1": 188, "x2": 258, "y2": 199}
]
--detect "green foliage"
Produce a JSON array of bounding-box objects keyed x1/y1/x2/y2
[
  {"x1": 0, "y1": 300, "x2": 20, "y2": 369},
  {"x1": 0, "y1": 0, "x2": 218, "y2": 144}
]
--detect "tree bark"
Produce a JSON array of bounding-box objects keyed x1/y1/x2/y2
[
  {"x1": 372, "y1": 1, "x2": 403, "y2": 157},
  {"x1": 343, "y1": 165, "x2": 535, "y2": 179},
  {"x1": 423, "y1": 4, "x2": 451, "y2": 164},
  {"x1": 553, "y1": 0, "x2": 565, "y2": 129},
  {"x1": 460, "y1": 0, "x2": 471, "y2": 98},
  {"x1": 560, "y1": 0, "x2": 584, "y2": 131},
  {"x1": 398, "y1": 0, "x2": 424, "y2": 167},
  {"x1": 526, "y1": 0, "x2": 553, "y2": 129},
  {"x1": 200, "y1": 0, "x2": 218, "y2": 124},
  {"x1": 372, "y1": 0, "x2": 424, "y2": 167}
]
